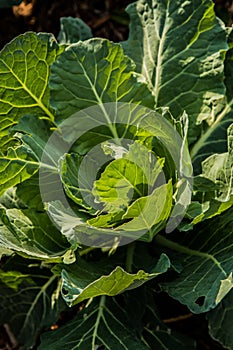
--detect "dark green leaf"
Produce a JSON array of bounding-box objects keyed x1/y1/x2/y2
[
  {"x1": 207, "y1": 289, "x2": 233, "y2": 350},
  {"x1": 58, "y1": 17, "x2": 92, "y2": 44},
  {"x1": 157, "y1": 207, "x2": 233, "y2": 313}
]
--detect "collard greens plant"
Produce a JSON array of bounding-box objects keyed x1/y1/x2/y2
[{"x1": 0, "y1": 0, "x2": 233, "y2": 349}]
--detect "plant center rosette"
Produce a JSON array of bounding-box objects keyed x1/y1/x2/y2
[{"x1": 39, "y1": 102, "x2": 193, "y2": 248}]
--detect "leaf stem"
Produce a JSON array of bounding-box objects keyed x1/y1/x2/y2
[
  {"x1": 125, "y1": 242, "x2": 136, "y2": 273},
  {"x1": 21, "y1": 274, "x2": 57, "y2": 333},
  {"x1": 92, "y1": 295, "x2": 106, "y2": 350},
  {"x1": 79, "y1": 246, "x2": 97, "y2": 257},
  {"x1": 154, "y1": 234, "x2": 226, "y2": 275}
]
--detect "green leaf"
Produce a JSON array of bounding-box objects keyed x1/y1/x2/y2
[
  {"x1": 124, "y1": 287, "x2": 196, "y2": 350},
  {"x1": 199, "y1": 124, "x2": 233, "y2": 201},
  {"x1": 207, "y1": 289, "x2": 233, "y2": 349},
  {"x1": 0, "y1": 204, "x2": 69, "y2": 260},
  {"x1": 0, "y1": 187, "x2": 23, "y2": 209},
  {"x1": 61, "y1": 253, "x2": 170, "y2": 306},
  {"x1": 191, "y1": 27, "x2": 233, "y2": 170},
  {"x1": 93, "y1": 158, "x2": 147, "y2": 212},
  {"x1": 125, "y1": 141, "x2": 165, "y2": 188},
  {"x1": 16, "y1": 174, "x2": 44, "y2": 211},
  {"x1": 180, "y1": 124, "x2": 233, "y2": 228},
  {"x1": 122, "y1": 0, "x2": 227, "y2": 143},
  {"x1": 121, "y1": 181, "x2": 173, "y2": 241},
  {"x1": 87, "y1": 210, "x2": 125, "y2": 228},
  {"x1": 0, "y1": 32, "x2": 62, "y2": 149},
  {"x1": 39, "y1": 287, "x2": 195, "y2": 350},
  {"x1": 138, "y1": 289, "x2": 196, "y2": 350},
  {"x1": 0, "y1": 270, "x2": 33, "y2": 291},
  {"x1": 156, "y1": 206, "x2": 233, "y2": 313},
  {"x1": 0, "y1": 263, "x2": 63, "y2": 349},
  {"x1": 58, "y1": 17, "x2": 92, "y2": 44},
  {"x1": 60, "y1": 153, "x2": 93, "y2": 210},
  {"x1": 0, "y1": 115, "x2": 60, "y2": 196},
  {"x1": 50, "y1": 38, "x2": 154, "y2": 120},
  {"x1": 39, "y1": 296, "x2": 149, "y2": 350},
  {"x1": 0, "y1": 247, "x2": 13, "y2": 259},
  {"x1": 180, "y1": 195, "x2": 233, "y2": 231},
  {"x1": 0, "y1": 145, "x2": 39, "y2": 196}
]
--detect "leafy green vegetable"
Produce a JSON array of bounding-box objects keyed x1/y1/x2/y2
[
  {"x1": 49, "y1": 38, "x2": 154, "y2": 120},
  {"x1": 58, "y1": 17, "x2": 93, "y2": 44},
  {"x1": 60, "y1": 253, "x2": 170, "y2": 306},
  {"x1": 122, "y1": 0, "x2": 228, "y2": 143},
  {"x1": 0, "y1": 1, "x2": 233, "y2": 349},
  {"x1": 0, "y1": 256, "x2": 65, "y2": 349},
  {"x1": 0, "y1": 33, "x2": 62, "y2": 150}
]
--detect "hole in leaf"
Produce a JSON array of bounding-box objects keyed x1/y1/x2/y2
[
  {"x1": 62, "y1": 288, "x2": 69, "y2": 296},
  {"x1": 195, "y1": 296, "x2": 205, "y2": 306}
]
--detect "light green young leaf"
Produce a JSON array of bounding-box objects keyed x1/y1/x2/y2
[
  {"x1": 125, "y1": 141, "x2": 165, "y2": 188},
  {"x1": 87, "y1": 210, "x2": 125, "y2": 228},
  {"x1": 58, "y1": 17, "x2": 92, "y2": 44},
  {"x1": 61, "y1": 253, "x2": 170, "y2": 306},
  {"x1": 121, "y1": 181, "x2": 173, "y2": 240},
  {"x1": 93, "y1": 158, "x2": 147, "y2": 212},
  {"x1": 50, "y1": 38, "x2": 154, "y2": 120},
  {"x1": 0, "y1": 32, "x2": 62, "y2": 149},
  {"x1": 122, "y1": 0, "x2": 227, "y2": 142}
]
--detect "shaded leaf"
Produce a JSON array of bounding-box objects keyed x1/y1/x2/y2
[
  {"x1": 58, "y1": 17, "x2": 92, "y2": 44},
  {"x1": 157, "y1": 206, "x2": 233, "y2": 313},
  {"x1": 0, "y1": 204, "x2": 69, "y2": 260},
  {"x1": 207, "y1": 289, "x2": 233, "y2": 350},
  {"x1": 39, "y1": 296, "x2": 149, "y2": 350},
  {"x1": 0, "y1": 261, "x2": 63, "y2": 349}
]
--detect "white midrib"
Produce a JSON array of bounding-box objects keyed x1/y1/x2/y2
[
  {"x1": 153, "y1": 4, "x2": 170, "y2": 105},
  {"x1": 78, "y1": 59, "x2": 120, "y2": 142},
  {"x1": 92, "y1": 295, "x2": 106, "y2": 350},
  {"x1": 20, "y1": 275, "x2": 57, "y2": 338}
]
